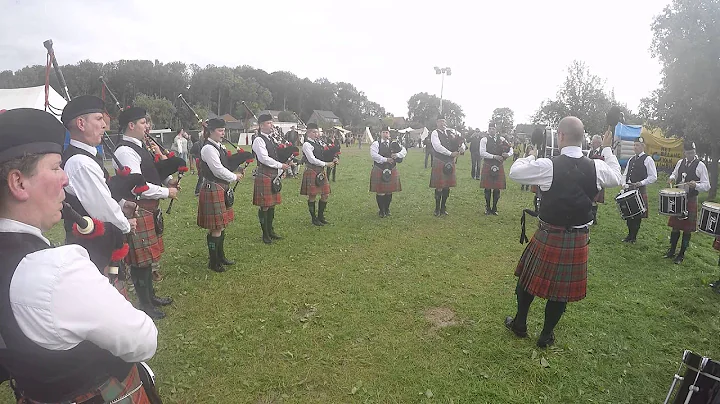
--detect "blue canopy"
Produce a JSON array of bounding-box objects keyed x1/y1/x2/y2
[{"x1": 615, "y1": 123, "x2": 642, "y2": 140}]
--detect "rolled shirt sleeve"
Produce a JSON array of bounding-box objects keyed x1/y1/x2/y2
[{"x1": 201, "y1": 143, "x2": 237, "y2": 182}]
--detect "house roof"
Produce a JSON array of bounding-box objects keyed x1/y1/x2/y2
[
  {"x1": 221, "y1": 113, "x2": 238, "y2": 122},
  {"x1": 313, "y1": 110, "x2": 340, "y2": 120},
  {"x1": 258, "y1": 110, "x2": 282, "y2": 119}
]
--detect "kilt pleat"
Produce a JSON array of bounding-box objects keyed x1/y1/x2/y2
[
  {"x1": 46, "y1": 365, "x2": 151, "y2": 404},
  {"x1": 197, "y1": 181, "x2": 234, "y2": 230},
  {"x1": 126, "y1": 199, "x2": 163, "y2": 267},
  {"x1": 668, "y1": 195, "x2": 697, "y2": 232},
  {"x1": 253, "y1": 165, "x2": 282, "y2": 207},
  {"x1": 480, "y1": 161, "x2": 506, "y2": 189},
  {"x1": 429, "y1": 158, "x2": 456, "y2": 189},
  {"x1": 300, "y1": 165, "x2": 331, "y2": 196},
  {"x1": 515, "y1": 223, "x2": 589, "y2": 302},
  {"x1": 370, "y1": 165, "x2": 401, "y2": 193}
]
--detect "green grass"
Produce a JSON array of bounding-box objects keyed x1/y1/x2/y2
[{"x1": 5, "y1": 147, "x2": 720, "y2": 403}]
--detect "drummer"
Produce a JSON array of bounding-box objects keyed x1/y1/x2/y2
[
  {"x1": 588, "y1": 135, "x2": 605, "y2": 225},
  {"x1": 663, "y1": 141, "x2": 710, "y2": 264},
  {"x1": 621, "y1": 137, "x2": 657, "y2": 243}
]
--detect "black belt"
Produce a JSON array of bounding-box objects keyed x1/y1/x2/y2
[
  {"x1": 538, "y1": 221, "x2": 589, "y2": 233},
  {"x1": 374, "y1": 162, "x2": 395, "y2": 169}
]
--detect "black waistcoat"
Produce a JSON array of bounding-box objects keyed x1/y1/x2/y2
[
  {"x1": 304, "y1": 139, "x2": 323, "y2": 166},
  {"x1": 0, "y1": 233, "x2": 132, "y2": 402},
  {"x1": 538, "y1": 155, "x2": 598, "y2": 226},
  {"x1": 485, "y1": 136, "x2": 506, "y2": 166},
  {"x1": 60, "y1": 145, "x2": 110, "y2": 237},
  {"x1": 376, "y1": 140, "x2": 395, "y2": 169},
  {"x1": 257, "y1": 133, "x2": 278, "y2": 167},
  {"x1": 626, "y1": 154, "x2": 649, "y2": 184},
  {"x1": 678, "y1": 158, "x2": 701, "y2": 197},
  {"x1": 201, "y1": 140, "x2": 231, "y2": 185},
  {"x1": 434, "y1": 130, "x2": 455, "y2": 162}
]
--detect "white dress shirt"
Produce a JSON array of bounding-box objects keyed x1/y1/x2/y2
[
  {"x1": 370, "y1": 140, "x2": 407, "y2": 164},
  {"x1": 201, "y1": 139, "x2": 237, "y2": 183},
  {"x1": 2, "y1": 219, "x2": 157, "y2": 362},
  {"x1": 252, "y1": 134, "x2": 283, "y2": 169},
  {"x1": 64, "y1": 140, "x2": 131, "y2": 234},
  {"x1": 622, "y1": 152, "x2": 658, "y2": 186},
  {"x1": 479, "y1": 136, "x2": 514, "y2": 160},
  {"x1": 174, "y1": 136, "x2": 188, "y2": 154},
  {"x1": 509, "y1": 146, "x2": 623, "y2": 192},
  {"x1": 302, "y1": 140, "x2": 327, "y2": 167},
  {"x1": 113, "y1": 136, "x2": 170, "y2": 199},
  {"x1": 430, "y1": 129, "x2": 466, "y2": 156},
  {"x1": 669, "y1": 157, "x2": 711, "y2": 192}
]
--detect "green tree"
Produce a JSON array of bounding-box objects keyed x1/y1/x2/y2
[
  {"x1": 277, "y1": 111, "x2": 296, "y2": 122},
  {"x1": 490, "y1": 107, "x2": 514, "y2": 134},
  {"x1": 133, "y1": 93, "x2": 176, "y2": 129},
  {"x1": 407, "y1": 92, "x2": 465, "y2": 130},
  {"x1": 648, "y1": 0, "x2": 720, "y2": 198}
]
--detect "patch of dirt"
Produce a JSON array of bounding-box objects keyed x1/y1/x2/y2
[{"x1": 424, "y1": 307, "x2": 459, "y2": 330}]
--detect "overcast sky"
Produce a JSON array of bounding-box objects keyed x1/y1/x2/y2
[{"x1": 0, "y1": 0, "x2": 668, "y2": 128}]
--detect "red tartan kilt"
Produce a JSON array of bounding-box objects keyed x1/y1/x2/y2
[
  {"x1": 713, "y1": 237, "x2": 720, "y2": 251},
  {"x1": 429, "y1": 158, "x2": 456, "y2": 189},
  {"x1": 636, "y1": 190, "x2": 649, "y2": 219},
  {"x1": 26, "y1": 366, "x2": 152, "y2": 404},
  {"x1": 594, "y1": 189, "x2": 605, "y2": 203},
  {"x1": 515, "y1": 223, "x2": 589, "y2": 302},
  {"x1": 197, "y1": 181, "x2": 234, "y2": 230},
  {"x1": 370, "y1": 165, "x2": 401, "y2": 193},
  {"x1": 125, "y1": 199, "x2": 163, "y2": 268},
  {"x1": 253, "y1": 165, "x2": 282, "y2": 207},
  {"x1": 668, "y1": 195, "x2": 697, "y2": 232},
  {"x1": 300, "y1": 166, "x2": 331, "y2": 196},
  {"x1": 480, "y1": 161, "x2": 506, "y2": 189}
]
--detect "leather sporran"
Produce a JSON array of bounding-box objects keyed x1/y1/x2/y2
[
  {"x1": 153, "y1": 209, "x2": 164, "y2": 236},
  {"x1": 490, "y1": 164, "x2": 500, "y2": 179},
  {"x1": 315, "y1": 171, "x2": 326, "y2": 186},
  {"x1": 225, "y1": 187, "x2": 235, "y2": 208},
  {"x1": 381, "y1": 168, "x2": 392, "y2": 183},
  {"x1": 443, "y1": 162, "x2": 453, "y2": 175},
  {"x1": 271, "y1": 176, "x2": 282, "y2": 193}
]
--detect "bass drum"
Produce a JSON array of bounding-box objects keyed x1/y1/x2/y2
[{"x1": 664, "y1": 350, "x2": 720, "y2": 404}]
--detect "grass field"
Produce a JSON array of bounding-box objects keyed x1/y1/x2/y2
[{"x1": 5, "y1": 146, "x2": 720, "y2": 403}]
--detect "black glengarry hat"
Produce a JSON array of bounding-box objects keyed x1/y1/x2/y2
[
  {"x1": 206, "y1": 118, "x2": 226, "y2": 130},
  {"x1": 61, "y1": 95, "x2": 105, "y2": 127},
  {"x1": 258, "y1": 114, "x2": 273, "y2": 124},
  {"x1": 0, "y1": 108, "x2": 66, "y2": 163},
  {"x1": 118, "y1": 107, "x2": 147, "y2": 129}
]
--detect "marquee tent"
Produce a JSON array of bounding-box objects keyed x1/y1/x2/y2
[{"x1": 0, "y1": 86, "x2": 67, "y2": 120}]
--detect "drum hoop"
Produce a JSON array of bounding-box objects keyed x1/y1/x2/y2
[{"x1": 701, "y1": 202, "x2": 720, "y2": 212}]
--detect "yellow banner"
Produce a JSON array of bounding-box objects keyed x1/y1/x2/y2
[{"x1": 641, "y1": 127, "x2": 683, "y2": 171}]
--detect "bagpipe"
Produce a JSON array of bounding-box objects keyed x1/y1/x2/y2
[
  {"x1": 390, "y1": 134, "x2": 404, "y2": 164},
  {"x1": 270, "y1": 141, "x2": 300, "y2": 192},
  {"x1": 43, "y1": 40, "x2": 151, "y2": 205},
  {"x1": 61, "y1": 202, "x2": 129, "y2": 283}
]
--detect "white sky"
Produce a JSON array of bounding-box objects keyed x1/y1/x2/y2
[{"x1": 0, "y1": 0, "x2": 668, "y2": 128}]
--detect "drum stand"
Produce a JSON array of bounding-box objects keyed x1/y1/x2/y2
[{"x1": 664, "y1": 350, "x2": 707, "y2": 404}]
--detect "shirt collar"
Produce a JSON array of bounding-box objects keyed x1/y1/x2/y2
[
  {"x1": 69, "y1": 139, "x2": 98, "y2": 156},
  {"x1": 122, "y1": 135, "x2": 143, "y2": 147},
  {"x1": 207, "y1": 138, "x2": 221, "y2": 147},
  {"x1": 636, "y1": 152, "x2": 645, "y2": 157},
  {"x1": 560, "y1": 146, "x2": 583, "y2": 158},
  {"x1": 0, "y1": 218, "x2": 50, "y2": 245}
]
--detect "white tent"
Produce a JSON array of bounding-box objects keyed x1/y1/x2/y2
[
  {"x1": 362, "y1": 127, "x2": 374, "y2": 143},
  {"x1": 0, "y1": 86, "x2": 67, "y2": 120}
]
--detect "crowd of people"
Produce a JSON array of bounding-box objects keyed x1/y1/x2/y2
[{"x1": 0, "y1": 99, "x2": 718, "y2": 403}]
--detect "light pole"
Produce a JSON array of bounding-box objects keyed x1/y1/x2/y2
[{"x1": 434, "y1": 66, "x2": 452, "y2": 114}]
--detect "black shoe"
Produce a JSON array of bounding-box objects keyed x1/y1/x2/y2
[
  {"x1": 709, "y1": 279, "x2": 720, "y2": 288},
  {"x1": 673, "y1": 254, "x2": 684, "y2": 264},
  {"x1": 312, "y1": 217, "x2": 325, "y2": 226},
  {"x1": 262, "y1": 232, "x2": 273, "y2": 244},
  {"x1": 491, "y1": 209, "x2": 499, "y2": 216},
  {"x1": 142, "y1": 306, "x2": 166, "y2": 320},
  {"x1": 433, "y1": 210, "x2": 440, "y2": 217},
  {"x1": 485, "y1": 208, "x2": 492, "y2": 215},
  {"x1": 663, "y1": 249, "x2": 676, "y2": 259},
  {"x1": 622, "y1": 236, "x2": 632, "y2": 243},
  {"x1": 151, "y1": 295, "x2": 173, "y2": 306},
  {"x1": 537, "y1": 332, "x2": 555, "y2": 348},
  {"x1": 440, "y1": 209, "x2": 448, "y2": 216},
  {"x1": 504, "y1": 316, "x2": 528, "y2": 338},
  {"x1": 269, "y1": 230, "x2": 283, "y2": 240},
  {"x1": 318, "y1": 216, "x2": 329, "y2": 225}
]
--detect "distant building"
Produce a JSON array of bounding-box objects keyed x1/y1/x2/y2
[
  {"x1": 257, "y1": 110, "x2": 282, "y2": 121},
  {"x1": 307, "y1": 110, "x2": 342, "y2": 127}
]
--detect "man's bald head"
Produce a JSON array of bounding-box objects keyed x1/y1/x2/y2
[{"x1": 558, "y1": 116, "x2": 585, "y2": 146}]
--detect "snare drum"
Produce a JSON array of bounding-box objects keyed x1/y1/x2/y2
[
  {"x1": 698, "y1": 201, "x2": 720, "y2": 237},
  {"x1": 615, "y1": 189, "x2": 646, "y2": 219},
  {"x1": 659, "y1": 188, "x2": 687, "y2": 217},
  {"x1": 664, "y1": 350, "x2": 720, "y2": 404}
]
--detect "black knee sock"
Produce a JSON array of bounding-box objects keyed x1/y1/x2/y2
[
  {"x1": 668, "y1": 230, "x2": 680, "y2": 252},
  {"x1": 385, "y1": 194, "x2": 392, "y2": 212},
  {"x1": 308, "y1": 200, "x2": 317, "y2": 220},
  {"x1": 634, "y1": 218, "x2": 642, "y2": 239},
  {"x1": 377, "y1": 194, "x2": 384, "y2": 212},
  {"x1": 434, "y1": 190, "x2": 442, "y2": 211},
  {"x1": 484, "y1": 189, "x2": 492, "y2": 209},
  {"x1": 514, "y1": 283, "x2": 535, "y2": 327},
  {"x1": 492, "y1": 189, "x2": 501, "y2": 211},
  {"x1": 541, "y1": 300, "x2": 567, "y2": 336},
  {"x1": 441, "y1": 188, "x2": 449, "y2": 211},
  {"x1": 678, "y1": 232, "x2": 692, "y2": 255}
]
